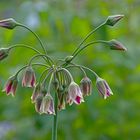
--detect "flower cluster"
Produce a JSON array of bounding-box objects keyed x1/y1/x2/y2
[{"x1": 0, "y1": 15, "x2": 127, "y2": 115}]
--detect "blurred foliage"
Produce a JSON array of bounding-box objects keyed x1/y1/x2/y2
[{"x1": 0, "y1": 0, "x2": 140, "y2": 140}]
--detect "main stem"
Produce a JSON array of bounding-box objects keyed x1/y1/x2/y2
[{"x1": 52, "y1": 90, "x2": 58, "y2": 140}]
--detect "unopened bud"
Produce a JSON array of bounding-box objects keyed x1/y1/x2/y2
[
  {"x1": 65, "y1": 55, "x2": 73, "y2": 63},
  {"x1": 0, "y1": 48, "x2": 10, "y2": 61},
  {"x1": 107, "y1": 39, "x2": 127, "y2": 51},
  {"x1": 0, "y1": 18, "x2": 19, "y2": 29},
  {"x1": 105, "y1": 15, "x2": 124, "y2": 26}
]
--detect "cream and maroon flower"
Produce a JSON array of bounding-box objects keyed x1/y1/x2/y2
[
  {"x1": 40, "y1": 94, "x2": 55, "y2": 115},
  {"x1": 3, "y1": 75, "x2": 18, "y2": 96},
  {"x1": 22, "y1": 66, "x2": 36, "y2": 87},
  {"x1": 67, "y1": 81, "x2": 84, "y2": 105},
  {"x1": 96, "y1": 77, "x2": 113, "y2": 99},
  {"x1": 80, "y1": 76, "x2": 92, "y2": 96},
  {"x1": 35, "y1": 94, "x2": 44, "y2": 114}
]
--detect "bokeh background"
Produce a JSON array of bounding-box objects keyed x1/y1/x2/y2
[{"x1": 0, "y1": 0, "x2": 140, "y2": 140}]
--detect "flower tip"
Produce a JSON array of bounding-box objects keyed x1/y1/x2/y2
[{"x1": 105, "y1": 14, "x2": 124, "y2": 26}]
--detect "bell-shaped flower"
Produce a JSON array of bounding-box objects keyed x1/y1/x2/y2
[
  {"x1": 3, "y1": 75, "x2": 18, "y2": 96},
  {"x1": 22, "y1": 66, "x2": 36, "y2": 87},
  {"x1": 0, "y1": 18, "x2": 19, "y2": 29},
  {"x1": 31, "y1": 83, "x2": 41, "y2": 103},
  {"x1": 80, "y1": 76, "x2": 92, "y2": 96},
  {"x1": 96, "y1": 77, "x2": 113, "y2": 99},
  {"x1": 105, "y1": 15, "x2": 124, "y2": 26},
  {"x1": 0, "y1": 48, "x2": 10, "y2": 61},
  {"x1": 35, "y1": 94, "x2": 44, "y2": 114},
  {"x1": 107, "y1": 39, "x2": 127, "y2": 51},
  {"x1": 67, "y1": 81, "x2": 84, "y2": 105},
  {"x1": 40, "y1": 94, "x2": 55, "y2": 115}
]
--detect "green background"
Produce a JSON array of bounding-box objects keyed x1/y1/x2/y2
[{"x1": 0, "y1": 0, "x2": 140, "y2": 140}]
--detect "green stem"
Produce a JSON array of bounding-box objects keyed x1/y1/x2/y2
[
  {"x1": 9, "y1": 44, "x2": 41, "y2": 54},
  {"x1": 42, "y1": 69, "x2": 53, "y2": 88},
  {"x1": 52, "y1": 87, "x2": 58, "y2": 140},
  {"x1": 38, "y1": 68, "x2": 50, "y2": 85},
  {"x1": 72, "y1": 22, "x2": 106, "y2": 56},
  {"x1": 28, "y1": 54, "x2": 54, "y2": 66},
  {"x1": 15, "y1": 63, "x2": 49, "y2": 77},
  {"x1": 66, "y1": 64, "x2": 99, "y2": 79},
  {"x1": 66, "y1": 63, "x2": 87, "y2": 76},
  {"x1": 17, "y1": 24, "x2": 47, "y2": 54},
  {"x1": 72, "y1": 40, "x2": 108, "y2": 60},
  {"x1": 61, "y1": 40, "x2": 108, "y2": 67},
  {"x1": 9, "y1": 44, "x2": 50, "y2": 64},
  {"x1": 17, "y1": 24, "x2": 54, "y2": 65},
  {"x1": 59, "y1": 68, "x2": 73, "y2": 82}
]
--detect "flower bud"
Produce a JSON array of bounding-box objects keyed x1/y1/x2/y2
[
  {"x1": 107, "y1": 39, "x2": 127, "y2": 51},
  {"x1": 80, "y1": 76, "x2": 92, "y2": 96},
  {"x1": 0, "y1": 48, "x2": 10, "y2": 61},
  {"x1": 65, "y1": 55, "x2": 73, "y2": 63},
  {"x1": 40, "y1": 94, "x2": 55, "y2": 115},
  {"x1": 0, "y1": 18, "x2": 19, "y2": 29},
  {"x1": 3, "y1": 75, "x2": 18, "y2": 96},
  {"x1": 105, "y1": 15, "x2": 124, "y2": 26},
  {"x1": 96, "y1": 77, "x2": 113, "y2": 99},
  {"x1": 22, "y1": 66, "x2": 36, "y2": 87}
]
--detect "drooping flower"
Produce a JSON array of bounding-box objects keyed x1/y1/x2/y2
[
  {"x1": 107, "y1": 39, "x2": 127, "y2": 51},
  {"x1": 58, "y1": 93, "x2": 66, "y2": 110},
  {"x1": 105, "y1": 15, "x2": 124, "y2": 26},
  {"x1": 3, "y1": 75, "x2": 18, "y2": 96},
  {"x1": 67, "y1": 81, "x2": 84, "y2": 105},
  {"x1": 0, "y1": 18, "x2": 19, "y2": 29},
  {"x1": 96, "y1": 77, "x2": 113, "y2": 99},
  {"x1": 80, "y1": 76, "x2": 92, "y2": 96},
  {"x1": 22, "y1": 66, "x2": 36, "y2": 87},
  {"x1": 0, "y1": 48, "x2": 10, "y2": 61},
  {"x1": 35, "y1": 94, "x2": 44, "y2": 114},
  {"x1": 40, "y1": 94, "x2": 55, "y2": 115},
  {"x1": 31, "y1": 83, "x2": 41, "y2": 103}
]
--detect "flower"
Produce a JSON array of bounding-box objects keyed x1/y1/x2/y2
[
  {"x1": 22, "y1": 66, "x2": 36, "y2": 87},
  {"x1": 67, "y1": 81, "x2": 84, "y2": 105},
  {"x1": 31, "y1": 83, "x2": 41, "y2": 103},
  {"x1": 3, "y1": 75, "x2": 18, "y2": 96},
  {"x1": 80, "y1": 76, "x2": 92, "y2": 96},
  {"x1": 105, "y1": 15, "x2": 124, "y2": 26},
  {"x1": 107, "y1": 39, "x2": 127, "y2": 51},
  {"x1": 0, "y1": 18, "x2": 19, "y2": 29},
  {"x1": 58, "y1": 93, "x2": 66, "y2": 110},
  {"x1": 35, "y1": 94, "x2": 44, "y2": 114},
  {"x1": 96, "y1": 77, "x2": 113, "y2": 99},
  {"x1": 0, "y1": 48, "x2": 10, "y2": 61},
  {"x1": 40, "y1": 94, "x2": 55, "y2": 115}
]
